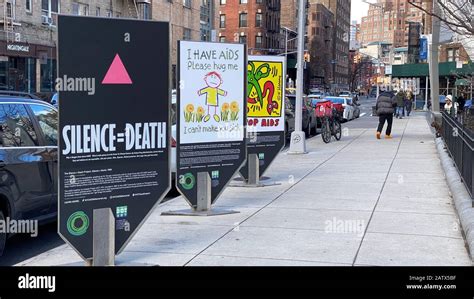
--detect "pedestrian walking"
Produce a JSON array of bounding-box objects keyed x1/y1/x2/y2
[
  {"x1": 395, "y1": 90, "x2": 405, "y2": 119},
  {"x1": 444, "y1": 95, "x2": 458, "y2": 116},
  {"x1": 405, "y1": 91, "x2": 413, "y2": 117},
  {"x1": 375, "y1": 87, "x2": 396, "y2": 139}
]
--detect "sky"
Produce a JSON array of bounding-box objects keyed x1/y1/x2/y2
[{"x1": 351, "y1": 0, "x2": 370, "y2": 23}]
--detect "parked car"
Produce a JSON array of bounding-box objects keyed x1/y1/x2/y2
[
  {"x1": 50, "y1": 93, "x2": 59, "y2": 108},
  {"x1": 325, "y1": 96, "x2": 355, "y2": 121},
  {"x1": 284, "y1": 97, "x2": 296, "y2": 140},
  {"x1": 341, "y1": 96, "x2": 360, "y2": 119},
  {"x1": 286, "y1": 95, "x2": 317, "y2": 136},
  {"x1": 0, "y1": 92, "x2": 58, "y2": 255}
]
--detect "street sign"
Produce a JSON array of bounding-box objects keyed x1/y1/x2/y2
[
  {"x1": 58, "y1": 16, "x2": 170, "y2": 260},
  {"x1": 419, "y1": 37, "x2": 428, "y2": 60},
  {"x1": 239, "y1": 56, "x2": 286, "y2": 182},
  {"x1": 177, "y1": 41, "x2": 247, "y2": 208}
]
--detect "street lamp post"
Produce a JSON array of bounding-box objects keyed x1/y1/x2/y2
[{"x1": 289, "y1": 0, "x2": 307, "y2": 154}]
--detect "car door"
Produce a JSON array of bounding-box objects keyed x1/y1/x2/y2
[
  {"x1": 0, "y1": 103, "x2": 53, "y2": 220},
  {"x1": 285, "y1": 98, "x2": 296, "y2": 132},
  {"x1": 27, "y1": 104, "x2": 58, "y2": 215}
]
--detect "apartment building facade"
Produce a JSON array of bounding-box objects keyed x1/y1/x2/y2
[
  {"x1": 307, "y1": 2, "x2": 333, "y2": 89},
  {"x1": 311, "y1": 0, "x2": 351, "y2": 91},
  {"x1": 359, "y1": 0, "x2": 433, "y2": 48},
  {"x1": 1, "y1": 0, "x2": 213, "y2": 94},
  {"x1": 218, "y1": 0, "x2": 281, "y2": 54}
]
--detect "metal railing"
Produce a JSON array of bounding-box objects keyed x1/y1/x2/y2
[{"x1": 441, "y1": 110, "x2": 474, "y2": 199}]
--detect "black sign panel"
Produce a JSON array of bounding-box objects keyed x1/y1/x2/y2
[
  {"x1": 58, "y1": 16, "x2": 170, "y2": 260},
  {"x1": 239, "y1": 56, "x2": 286, "y2": 181},
  {"x1": 176, "y1": 41, "x2": 247, "y2": 207}
]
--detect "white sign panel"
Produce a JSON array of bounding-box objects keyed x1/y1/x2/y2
[{"x1": 179, "y1": 41, "x2": 245, "y2": 144}]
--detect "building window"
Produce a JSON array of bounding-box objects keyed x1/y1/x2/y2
[
  {"x1": 72, "y1": 2, "x2": 89, "y2": 16},
  {"x1": 183, "y1": 0, "x2": 191, "y2": 8},
  {"x1": 6, "y1": 0, "x2": 15, "y2": 19},
  {"x1": 95, "y1": 6, "x2": 100, "y2": 16},
  {"x1": 256, "y1": 0, "x2": 263, "y2": 3},
  {"x1": 138, "y1": 2, "x2": 151, "y2": 19},
  {"x1": 239, "y1": 35, "x2": 247, "y2": 44},
  {"x1": 219, "y1": 36, "x2": 226, "y2": 43},
  {"x1": 256, "y1": 13, "x2": 262, "y2": 27},
  {"x1": 220, "y1": 14, "x2": 226, "y2": 28},
  {"x1": 41, "y1": 0, "x2": 60, "y2": 25},
  {"x1": 447, "y1": 48, "x2": 460, "y2": 62},
  {"x1": 220, "y1": 0, "x2": 226, "y2": 4},
  {"x1": 106, "y1": 9, "x2": 112, "y2": 17},
  {"x1": 183, "y1": 28, "x2": 192, "y2": 40},
  {"x1": 240, "y1": 0, "x2": 248, "y2": 3},
  {"x1": 255, "y1": 36, "x2": 263, "y2": 48},
  {"x1": 26, "y1": 0, "x2": 32, "y2": 13},
  {"x1": 239, "y1": 13, "x2": 247, "y2": 27}
]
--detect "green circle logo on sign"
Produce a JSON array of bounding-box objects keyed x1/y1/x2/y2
[
  {"x1": 67, "y1": 211, "x2": 90, "y2": 236},
  {"x1": 180, "y1": 173, "x2": 196, "y2": 190}
]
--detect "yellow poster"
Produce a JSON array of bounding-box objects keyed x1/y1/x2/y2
[{"x1": 247, "y1": 60, "x2": 283, "y2": 118}]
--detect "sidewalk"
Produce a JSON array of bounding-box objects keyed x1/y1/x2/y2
[{"x1": 18, "y1": 113, "x2": 471, "y2": 266}]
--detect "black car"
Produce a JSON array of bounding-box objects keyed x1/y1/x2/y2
[{"x1": 0, "y1": 92, "x2": 58, "y2": 255}]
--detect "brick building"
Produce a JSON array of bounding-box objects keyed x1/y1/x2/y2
[
  {"x1": 218, "y1": 0, "x2": 281, "y2": 54},
  {"x1": 311, "y1": 0, "x2": 351, "y2": 91},
  {"x1": 439, "y1": 42, "x2": 472, "y2": 63},
  {"x1": 280, "y1": 0, "x2": 297, "y2": 31},
  {"x1": 359, "y1": 0, "x2": 433, "y2": 48},
  {"x1": 307, "y1": 2, "x2": 333, "y2": 90}
]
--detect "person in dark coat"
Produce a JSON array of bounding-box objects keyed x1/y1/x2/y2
[
  {"x1": 405, "y1": 90, "x2": 413, "y2": 117},
  {"x1": 395, "y1": 90, "x2": 405, "y2": 118},
  {"x1": 375, "y1": 88, "x2": 396, "y2": 139}
]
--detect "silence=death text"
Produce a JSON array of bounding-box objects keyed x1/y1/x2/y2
[{"x1": 62, "y1": 122, "x2": 167, "y2": 155}]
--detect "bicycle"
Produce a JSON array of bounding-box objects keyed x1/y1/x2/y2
[
  {"x1": 320, "y1": 110, "x2": 342, "y2": 144},
  {"x1": 314, "y1": 100, "x2": 342, "y2": 144}
]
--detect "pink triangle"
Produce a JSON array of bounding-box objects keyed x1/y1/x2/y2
[{"x1": 102, "y1": 54, "x2": 133, "y2": 85}]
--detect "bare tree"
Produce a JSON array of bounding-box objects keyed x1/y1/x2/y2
[{"x1": 407, "y1": 0, "x2": 473, "y2": 37}]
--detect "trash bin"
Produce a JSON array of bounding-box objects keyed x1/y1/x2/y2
[{"x1": 372, "y1": 106, "x2": 378, "y2": 116}]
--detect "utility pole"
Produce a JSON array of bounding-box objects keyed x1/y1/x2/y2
[
  {"x1": 289, "y1": 0, "x2": 307, "y2": 154},
  {"x1": 429, "y1": 0, "x2": 441, "y2": 113}
]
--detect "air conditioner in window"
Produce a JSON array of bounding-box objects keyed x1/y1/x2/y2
[{"x1": 41, "y1": 15, "x2": 52, "y2": 25}]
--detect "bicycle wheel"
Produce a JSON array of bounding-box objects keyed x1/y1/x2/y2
[
  {"x1": 333, "y1": 119, "x2": 342, "y2": 141},
  {"x1": 321, "y1": 118, "x2": 332, "y2": 144}
]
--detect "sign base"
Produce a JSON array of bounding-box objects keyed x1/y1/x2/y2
[
  {"x1": 163, "y1": 172, "x2": 239, "y2": 216},
  {"x1": 92, "y1": 208, "x2": 115, "y2": 266},
  {"x1": 161, "y1": 208, "x2": 239, "y2": 217}
]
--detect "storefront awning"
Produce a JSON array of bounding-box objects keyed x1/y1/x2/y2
[{"x1": 392, "y1": 62, "x2": 474, "y2": 78}]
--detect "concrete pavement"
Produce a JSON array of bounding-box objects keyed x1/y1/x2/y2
[{"x1": 17, "y1": 112, "x2": 472, "y2": 266}]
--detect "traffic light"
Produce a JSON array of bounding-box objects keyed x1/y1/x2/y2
[{"x1": 304, "y1": 52, "x2": 310, "y2": 62}]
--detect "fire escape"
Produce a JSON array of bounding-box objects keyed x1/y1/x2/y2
[{"x1": 2, "y1": 0, "x2": 15, "y2": 42}]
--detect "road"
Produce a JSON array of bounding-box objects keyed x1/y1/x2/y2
[{"x1": 0, "y1": 96, "x2": 379, "y2": 266}]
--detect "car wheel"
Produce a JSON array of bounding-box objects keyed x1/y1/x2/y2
[{"x1": 0, "y1": 211, "x2": 6, "y2": 256}]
